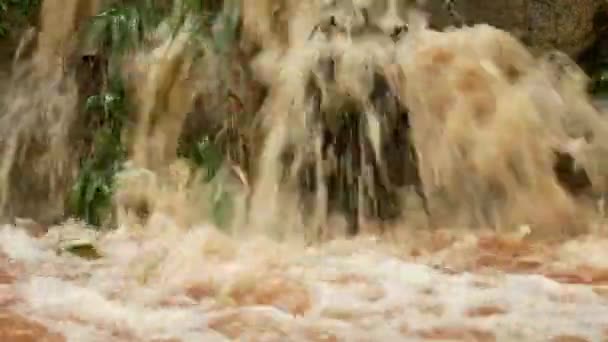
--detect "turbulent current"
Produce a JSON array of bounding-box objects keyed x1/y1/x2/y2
[
  {"x1": 1, "y1": 0, "x2": 608, "y2": 341},
  {"x1": 3, "y1": 221, "x2": 608, "y2": 341}
]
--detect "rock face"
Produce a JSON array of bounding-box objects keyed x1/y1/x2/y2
[{"x1": 423, "y1": 0, "x2": 605, "y2": 58}]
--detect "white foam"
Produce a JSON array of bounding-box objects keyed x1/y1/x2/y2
[{"x1": 1, "y1": 223, "x2": 607, "y2": 341}]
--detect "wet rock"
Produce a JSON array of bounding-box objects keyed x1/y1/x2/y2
[{"x1": 423, "y1": 0, "x2": 604, "y2": 57}]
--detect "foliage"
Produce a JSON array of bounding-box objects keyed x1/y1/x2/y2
[
  {"x1": 183, "y1": 135, "x2": 223, "y2": 181},
  {"x1": 178, "y1": 134, "x2": 234, "y2": 229},
  {"x1": 68, "y1": 77, "x2": 129, "y2": 227},
  {"x1": 0, "y1": 0, "x2": 40, "y2": 38},
  {"x1": 591, "y1": 63, "x2": 608, "y2": 95},
  {"x1": 83, "y1": 0, "x2": 156, "y2": 75},
  {"x1": 2, "y1": 0, "x2": 39, "y2": 16},
  {"x1": 208, "y1": 0, "x2": 240, "y2": 54},
  {"x1": 70, "y1": 0, "x2": 241, "y2": 228}
]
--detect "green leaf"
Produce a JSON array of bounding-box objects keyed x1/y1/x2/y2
[
  {"x1": 85, "y1": 94, "x2": 103, "y2": 111},
  {"x1": 84, "y1": 16, "x2": 110, "y2": 49},
  {"x1": 0, "y1": 24, "x2": 8, "y2": 38},
  {"x1": 72, "y1": 0, "x2": 221, "y2": 227},
  {"x1": 74, "y1": 81, "x2": 126, "y2": 227},
  {"x1": 212, "y1": 188, "x2": 233, "y2": 229},
  {"x1": 102, "y1": 92, "x2": 124, "y2": 117},
  {"x1": 193, "y1": 137, "x2": 223, "y2": 180},
  {"x1": 68, "y1": 170, "x2": 89, "y2": 216},
  {"x1": 212, "y1": 12, "x2": 238, "y2": 53}
]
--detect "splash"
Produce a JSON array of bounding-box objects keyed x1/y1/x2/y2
[
  {"x1": 391, "y1": 13, "x2": 607, "y2": 235},
  {"x1": 3, "y1": 220, "x2": 608, "y2": 340},
  {"x1": 2, "y1": 0, "x2": 608, "y2": 339},
  {"x1": 241, "y1": 2, "x2": 608, "y2": 237},
  {"x1": 112, "y1": 14, "x2": 201, "y2": 229},
  {"x1": 0, "y1": 0, "x2": 101, "y2": 225}
]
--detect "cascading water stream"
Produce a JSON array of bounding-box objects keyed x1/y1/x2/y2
[{"x1": 0, "y1": 1, "x2": 608, "y2": 341}]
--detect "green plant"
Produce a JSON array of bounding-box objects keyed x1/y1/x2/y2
[
  {"x1": 0, "y1": 0, "x2": 40, "y2": 38},
  {"x1": 71, "y1": 0, "x2": 242, "y2": 228},
  {"x1": 184, "y1": 136, "x2": 223, "y2": 180},
  {"x1": 7, "y1": 0, "x2": 39, "y2": 16},
  {"x1": 591, "y1": 62, "x2": 608, "y2": 95},
  {"x1": 82, "y1": 0, "x2": 220, "y2": 71},
  {"x1": 208, "y1": 0, "x2": 239, "y2": 54},
  {"x1": 0, "y1": 1, "x2": 7, "y2": 37},
  {"x1": 177, "y1": 134, "x2": 235, "y2": 229},
  {"x1": 68, "y1": 77, "x2": 128, "y2": 227},
  {"x1": 84, "y1": 1, "x2": 151, "y2": 75}
]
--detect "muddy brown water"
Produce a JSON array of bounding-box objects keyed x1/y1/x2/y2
[{"x1": 1, "y1": 1, "x2": 608, "y2": 341}]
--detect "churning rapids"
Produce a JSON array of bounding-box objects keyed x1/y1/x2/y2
[
  {"x1": 3, "y1": 221, "x2": 608, "y2": 341},
  {"x1": 2, "y1": 0, "x2": 608, "y2": 341}
]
